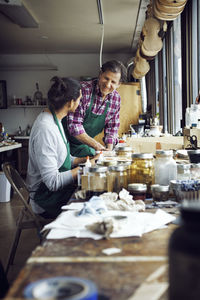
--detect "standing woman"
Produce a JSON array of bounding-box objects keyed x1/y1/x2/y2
[{"x1": 27, "y1": 77, "x2": 90, "y2": 219}]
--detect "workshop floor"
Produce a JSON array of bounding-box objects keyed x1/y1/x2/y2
[{"x1": 0, "y1": 192, "x2": 39, "y2": 286}]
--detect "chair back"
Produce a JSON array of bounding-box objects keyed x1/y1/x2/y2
[{"x1": 1, "y1": 162, "x2": 39, "y2": 225}]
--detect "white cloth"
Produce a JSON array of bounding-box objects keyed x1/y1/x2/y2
[{"x1": 26, "y1": 111, "x2": 75, "y2": 214}]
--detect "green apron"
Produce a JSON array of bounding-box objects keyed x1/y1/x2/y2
[
  {"x1": 62, "y1": 84, "x2": 110, "y2": 157},
  {"x1": 34, "y1": 112, "x2": 76, "y2": 218}
]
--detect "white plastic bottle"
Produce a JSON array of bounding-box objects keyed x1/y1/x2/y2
[
  {"x1": 154, "y1": 150, "x2": 177, "y2": 186},
  {"x1": 84, "y1": 156, "x2": 92, "y2": 175}
]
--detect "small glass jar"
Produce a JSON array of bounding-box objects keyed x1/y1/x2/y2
[
  {"x1": 190, "y1": 163, "x2": 200, "y2": 180},
  {"x1": 87, "y1": 166, "x2": 107, "y2": 198},
  {"x1": 107, "y1": 165, "x2": 128, "y2": 193},
  {"x1": 177, "y1": 164, "x2": 191, "y2": 180},
  {"x1": 128, "y1": 183, "x2": 147, "y2": 201},
  {"x1": 118, "y1": 160, "x2": 132, "y2": 184},
  {"x1": 130, "y1": 153, "x2": 155, "y2": 196},
  {"x1": 154, "y1": 150, "x2": 177, "y2": 186},
  {"x1": 115, "y1": 146, "x2": 132, "y2": 159},
  {"x1": 151, "y1": 184, "x2": 169, "y2": 202}
]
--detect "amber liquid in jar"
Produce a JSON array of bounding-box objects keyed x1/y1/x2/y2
[{"x1": 130, "y1": 153, "x2": 155, "y2": 197}]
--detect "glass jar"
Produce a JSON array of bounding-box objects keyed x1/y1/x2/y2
[
  {"x1": 128, "y1": 183, "x2": 147, "y2": 201},
  {"x1": 130, "y1": 153, "x2": 155, "y2": 196},
  {"x1": 190, "y1": 163, "x2": 200, "y2": 180},
  {"x1": 154, "y1": 150, "x2": 177, "y2": 186},
  {"x1": 107, "y1": 165, "x2": 128, "y2": 193},
  {"x1": 177, "y1": 164, "x2": 191, "y2": 180},
  {"x1": 115, "y1": 146, "x2": 132, "y2": 159},
  {"x1": 118, "y1": 160, "x2": 132, "y2": 184},
  {"x1": 169, "y1": 202, "x2": 200, "y2": 300},
  {"x1": 87, "y1": 166, "x2": 107, "y2": 198},
  {"x1": 151, "y1": 184, "x2": 169, "y2": 202}
]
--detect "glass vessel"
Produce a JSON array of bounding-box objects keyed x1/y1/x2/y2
[
  {"x1": 87, "y1": 166, "x2": 107, "y2": 198},
  {"x1": 107, "y1": 165, "x2": 127, "y2": 193},
  {"x1": 154, "y1": 150, "x2": 177, "y2": 185}
]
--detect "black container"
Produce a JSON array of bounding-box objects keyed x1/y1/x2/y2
[
  {"x1": 188, "y1": 150, "x2": 200, "y2": 163},
  {"x1": 169, "y1": 202, "x2": 200, "y2": 300}
]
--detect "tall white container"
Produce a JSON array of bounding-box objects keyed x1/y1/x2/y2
[
  {"x1": 154, "y1": 150, "x2": 177, "y2": 186},
  {"x1": 0, "y1": 172, "x2": 11, "y2": 202}
]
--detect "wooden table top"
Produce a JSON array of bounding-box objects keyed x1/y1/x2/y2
[{"x1": 5, "y1": 206, "x2": 178, "y2": 300}]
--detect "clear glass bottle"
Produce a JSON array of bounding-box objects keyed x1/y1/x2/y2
[
  {"x1": 128, "y1": 183, "x2": 147, "y2": 200},
  {"x1": 118, "y1": 160, "x2": 132, "y2": 184},
  {"x1": 107, "y1": 165, "x2": 127, "y2": 193},
  {"x1": 130, "y1": 153, "x2": 155, "y2": 196},
  {"x1": 169, "y1": 202, "x2": 200, "y2": 300},
  {"x1": 190, "y1": 163, "x2": 200, "y2": 180},
  {"x1": 87, "y1": 166, "x2": 107, "y2": 198},
  {"x1": 177, "y1": 164, "x2": 191, "y2": 180},
  {"x1": 154, "y1": 150, "x2": 177, "y2": 186}
]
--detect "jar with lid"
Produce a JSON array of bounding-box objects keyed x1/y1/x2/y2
[
  {"x1": 118, "y1": 160, "x2": 132, "y2": 184},
  {"x1": 169, "y1": 202, "x2": 200, "y2": 300},
  {"x1": 177, "y1": 164, "x2": 191, "y2": 180},
  {"x1": 130, "y1": 153, "x2": 155, "y2": 196},
  {"x1": 128, "y1": 183, "x2": 147, "y2": 201},
  {"x1": 107, "y1": 165, "x2": 127, "y2": 193},
  {"x1": 154, "y1": 150, "x2": 177, "y2": 186},
  {"x1": 87, "y1": 166, "x2": 107, "y2": 198},
  {"x1": 190, "y1": 163, "x2": 200, "y2": 180},
  {"x1": 115, "y1": 146, "x2": 132, "y2": 159},
  {"x1": 151, "y1": 184, "x2": 169, "y2": 202}
]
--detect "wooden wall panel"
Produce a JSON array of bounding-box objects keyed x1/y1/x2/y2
[{"x1": 95, "y1": 82, "x2": 142, "y2": 145}]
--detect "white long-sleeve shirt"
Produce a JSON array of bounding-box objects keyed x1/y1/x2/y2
[{"x1": 26, "y1": 111, "x2": 75, "y2": 214}]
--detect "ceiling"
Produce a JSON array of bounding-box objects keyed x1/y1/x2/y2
[{"x1": 0, "y1": 0, "x2": 149, "y2": 55}]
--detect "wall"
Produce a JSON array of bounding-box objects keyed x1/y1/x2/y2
[{"x1": 0, "y1": 53, "x2": 130, "y2": 134}]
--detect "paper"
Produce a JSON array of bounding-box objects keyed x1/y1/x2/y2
[
  {"x1": 102, "y1": 248, "x2": 122, "y2": 255},
  {"x1": 44, "y1": 209, "x2": 176, "y2": 240}
]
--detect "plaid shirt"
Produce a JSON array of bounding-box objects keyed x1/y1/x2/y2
[{"x1": 67, "y1": 79, "x2": 121, "y2": 145}]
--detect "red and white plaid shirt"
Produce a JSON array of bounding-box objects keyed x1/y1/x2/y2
[{"x1": 67, "y1": 79, "x2": 121, "y2": 145}]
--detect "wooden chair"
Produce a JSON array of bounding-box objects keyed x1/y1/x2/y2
[{"x1": 1, "y1": 162, "x2": 50, "y2": 275}]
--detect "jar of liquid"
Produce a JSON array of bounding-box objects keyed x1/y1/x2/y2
[
  {"x1": 151, "y1": 184, "x2": 169, "y2": 202},
  {"x1": 128, "y1": 183, "x2": 147, "y2": 201},
  {"x1": 87, "y1": 166, "x2": 107, "y2": 198},
  {"x1": 115, "y1": 146, "x2": 132, "y2": 159},
  {"x1": 169, "y1": 202, "x2": 200, "y2": 300},
  {"x1": 130, "y1": 153, "x2": 155, "y2": 196},
  {"x1": 154, "y1": 150, "x2": 177, "y2": 186},
  {"x1": 177, "y1": 164, "x2": 191, "y2": 180},
  {"x1": 118, "y1": 160, "x2": 132, "y2": 184},
  {"x1": 107, "y1": 165, "x2": 128, "y2": 193}
]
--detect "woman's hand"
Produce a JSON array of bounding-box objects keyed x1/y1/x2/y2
[{"x1": 71, "y1": 166, "x2": 79, "y2": 180}]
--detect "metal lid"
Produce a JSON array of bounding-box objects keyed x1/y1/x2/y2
[
  {"x1": 117, "y1": 160, "x2": 132, "y2": 166},
  {"x1": 156, "y1": 150, "x2": 173, "y2": 156},
  {"x1": 128, "y1": 183, "x2": 147, "y2": 192},
  {"x1": 88, "y1": 166, "x2": 107, "y2": 173},
  {"x1": 116, "y1": 146, "x2": 132, "y2": 152},
  {"x1": 78, "y1": 163, "x2": 86, "y2": 167},
  {"x1": 151, "y1": 184, "x2": 169, "y2": 192},
  {"x1": 132, "y1": 153, "x2": 153, "y2": 159},
  {"x1": 108, "y1": 165, "x2": 127, "y2": 171},
  {"x1": 97, "y1": 159, "x2": 117, "y2": 166}
]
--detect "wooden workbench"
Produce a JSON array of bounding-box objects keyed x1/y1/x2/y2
[{"x1": 4, "y1": 211, "x2": 177, "y2": 300}]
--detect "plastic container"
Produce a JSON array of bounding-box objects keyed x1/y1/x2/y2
[
  {"x1": 130, "y1": 153, "x2": 155, "y2": 196},
  {"x1": 169, "y1": 202, "x2": 200, "y2": 300},
  {"x1": 87, "y1": 166, "x2": 107, "y2": 197},
  {"x1": 107, "y1": 165, "x2": 128, "y2": 193},
  {"x1": 0, "y1": 172, "x2": 11, "y2": 202},
  {"x1": 154, "y1": 150, "x2": 177, "y2": 186},
  {"x1": 128, "y1": 183, "x2": 147, "y2": 200}
]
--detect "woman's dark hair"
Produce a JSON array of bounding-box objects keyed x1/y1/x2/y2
[
  {"x1": 48, "y1": 76, "x2": 81, "y2": 111},
  {"x1": 101, "y1": 60, "x2": 127, "y2": 82}
]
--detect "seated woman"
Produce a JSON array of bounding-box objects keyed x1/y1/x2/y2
[{"x1": 26, "y1": 76, "x2": 97, "y2": 219}]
